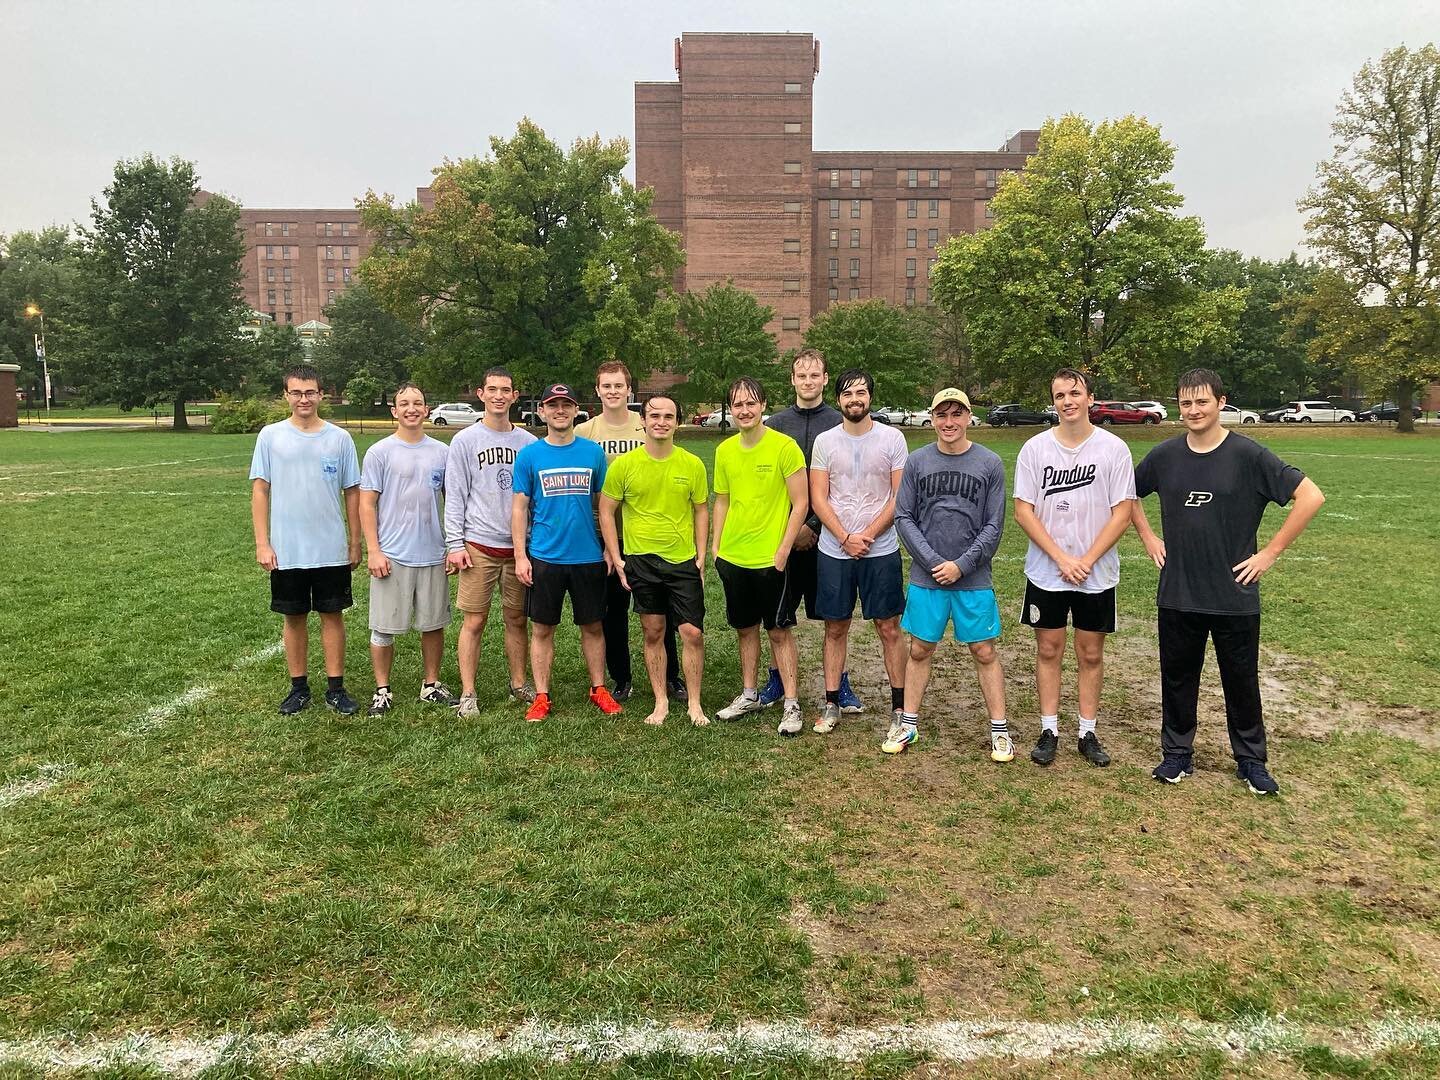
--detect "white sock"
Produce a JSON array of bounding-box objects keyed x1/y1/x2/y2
[
  {"x1": 901, "y1": 711, "x2": 918, "y2": 729},
  {"x1": 990, "y1": 719, "x2": 1008, "y2": 744},
  {"x1": 742, "y1": 687, "x2": 759, "y2": 701},
  {"x1": 1041, "y1": 714, "x2": 1059, "y2": 735},
  {"x1": 1078, "y1": 715, "x2": 1097, "y2": 737},
  {"x1": 783, "y1": 697, "x2": 798, "y2": 709}
]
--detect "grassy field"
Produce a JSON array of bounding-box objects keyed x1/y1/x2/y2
[{"x1": 1, "y1": 423, "x2": 1437, "y2": 1076}]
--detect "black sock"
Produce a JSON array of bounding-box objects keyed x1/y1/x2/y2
[
  {"x1": 592, "y1": 685, "x2": 604, "y2": 693},
  {"x1": 327, "y1": 675, "x2": 344, "y2": 693},
  {"x1": 825, "y1": 689, "x2": 840, "y2": 705},
  {"x1": 377, "y1": 684, "x2": 390, "y2": 692},
  {"x1": 291, "y1": 675, "x2": 309, "y2": 691},
  {"x1": 891, "y1": 686, "x2": 905, "y2": 711}
]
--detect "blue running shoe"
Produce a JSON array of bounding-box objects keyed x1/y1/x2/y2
[
  {"x1": 838, "y1": 670, "x2": 864, "y2": 714},
  {"x1": 757, "y1": 667, "x2": 784, "y2": 708},
  {"x1": 1152, "y1": 755, "x2": 1194, "y2": 784},
  {"x1": 1237, "y1": 759, "x2": 1279, "y2": 796}
]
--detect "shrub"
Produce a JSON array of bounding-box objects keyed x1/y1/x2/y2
[{"x1": 211, "y1": 393, "x2": 289, "y2": 434}]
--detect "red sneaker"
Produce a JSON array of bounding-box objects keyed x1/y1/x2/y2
[
  {"x1": 589, "y1": 685, "x2": 623, "y2": 715},
  {"x1": 525, "y1": 693, "x2": 551, "y2": 722}
]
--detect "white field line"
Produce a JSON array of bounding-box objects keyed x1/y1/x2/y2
[
  {"x1": 0, "y1": 763, "x2": 72, "y2": 809},
  {"x1": 0, "y1": 453, "x2": 249, "y2": 483},
  {"x1": 1282, "y1": 451, "x2": 1433, "y2": 463},
  {"x1": 234, "y1": 641, "x2": 286, "y2": 668},
  {"x1": 5, "y1": 490, "x2": 245, "y2": 500},
  {"x1": 123, "y1": 642, "x2": 282, "y2": 735},
  {"x1": 1349, "y1": 493, "x2": 1413, "y2": 498},
  {"x1": 2, "y1": 1017, "x2": 1438, "y2": 1074}
]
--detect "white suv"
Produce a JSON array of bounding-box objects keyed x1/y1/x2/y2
[
  {"x1": 1280, "y1": 400, "x2": 1356, "y2": 423},
  {"x1": 428, "y1": 402, "x2": 481, "y2": 427},
  {"x1": 1130, "y1": 400, "x2": 1169, "y2": 421},
  {"x1": 1219, "y1": 403, "x2": 1259, "y2": 426}
]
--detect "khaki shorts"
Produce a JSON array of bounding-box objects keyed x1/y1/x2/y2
[
  {"x1": 457, "y1": 546, "x2": 525, "y2": 613},
  {"x1": 369, "y1": 562, "x2": 451, "y2": 634}
]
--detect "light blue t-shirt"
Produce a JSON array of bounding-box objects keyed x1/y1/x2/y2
[
  {"x1": 361, "y1": 434, "x2": 449, "y2": 567},
  {"x1": 249, "y1": 420, "x2": 360, "y2": 570},
  {"x1": 512, "y1": 437, "x2": 607, "y2": 564}
]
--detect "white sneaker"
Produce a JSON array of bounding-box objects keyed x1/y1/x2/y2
[
  {"x1": 813, "y1": 702, "x2": 842, "y2": 734},
  {"x1": 456, "y1": 693, "x2": 480, "y2": 719},
  {"x1": 991, "y1": 730, "x2": 1015, "y2": 763},
  {"x1": 882, "y1": 715, "x2": 918, "y2": 754},
  {"x1": 366, "y1": 686, "x2": 394, "y2": 717},
  {"x1": 419, "y1": 681, "x2": 457, "y2": 706},
  {"x1": 717, "y1": 691, "x2": 765, "y2": 721},
  {"x1": 778, "y1": 701, "x2": 804, "y2": 737}
]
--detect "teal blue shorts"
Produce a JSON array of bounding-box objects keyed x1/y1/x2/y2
[{"x1": 900, "y1": 584, "x2": 1002, "y2": 644}]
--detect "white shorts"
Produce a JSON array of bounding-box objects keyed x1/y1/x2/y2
[{"x1": 368, "y1": 562, "x2": 451, "y2": 634}]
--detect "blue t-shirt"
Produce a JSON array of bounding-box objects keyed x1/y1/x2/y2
[
  {"x1": 512, "y1": 437, "x2": 607, "y2": 564},
  {"x1": 361, "y1": 434, "x2": 449, "y2": 567},
  {"x1": 249, "y1": 420, "x2": 360, "y2": 570}
]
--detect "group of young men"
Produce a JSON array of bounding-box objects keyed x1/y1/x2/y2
[{"x1": 250, "y1": 351, "x2": 1324, "y2": 796}]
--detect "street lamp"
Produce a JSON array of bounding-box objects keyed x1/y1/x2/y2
[{"x1": 23, "y1": 303, "x2": 51, "y2": 430}]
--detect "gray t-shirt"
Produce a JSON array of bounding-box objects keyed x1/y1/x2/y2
[
  {"x1": 443, "y1": 422, "x2": 537, "y2": 551},
  {"x1": 361, "y1": 434, "x2": 450, "y2": 567},
  {"x1": 810, "y1": 422, "x2": 909, "y2": 559},
  {"x1": 895, "y1": 441, "x2": 1006, "y2": 591}
]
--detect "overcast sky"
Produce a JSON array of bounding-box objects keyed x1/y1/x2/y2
[{"x1": 3, "y1": 0, "x2": 1436, "y2": 259}]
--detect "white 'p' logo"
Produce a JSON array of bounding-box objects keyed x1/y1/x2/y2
[{"x1": 1185, "y1": 491, "x2": 1213, "y2": 507}]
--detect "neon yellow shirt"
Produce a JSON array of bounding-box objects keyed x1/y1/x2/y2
[
  {"x1": 714, "y1": 427, "x2": 806, "y2": 569},
  {"x1": 601, "y1": 444, "x2": 709, "y2": 562}
]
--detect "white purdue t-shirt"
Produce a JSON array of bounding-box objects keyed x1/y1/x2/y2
[
  {"x1": 1013, "y1": 426, "x2": 1136, "y2": 593},
  {"x1": 811, "y1": 422, "x2": 909, "y2": 559}
]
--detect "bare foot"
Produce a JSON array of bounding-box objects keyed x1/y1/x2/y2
[
  {"x1": 644, "y1": 701, "x2": 668, "y2": 726},
  {"x1": 689, "y1": 710, "x2": 710, "y2": 727}
]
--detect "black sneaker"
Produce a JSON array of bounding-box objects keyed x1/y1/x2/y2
[
  {"x1": 278, "y1": 687, "x2": 312, "y2": 715},
  {"x1": 325, "y1": 687, "x2": 359, "y2": 715},
  {"x1": 1237, "y1": 760, "x2": 1279, "y2": 796},
  {"x1": 612, "y1": 680, "x2": 633, "y2": 703},
  {"x1": 1152, "y1": 755, "x2": 1194, "y2": 784},
  {"x1": 667, "y1": 677, "x2": 689, "y2": 703},
  {"x1": 1030, "y1": 729, "x2": 1059, "y2": 766},
  {"x1": 367, "y1": 687, "x2": 394, "y2": 717},
  {"x1": 1078, "y1": 732, "x2": 1112, "y2": 767}
]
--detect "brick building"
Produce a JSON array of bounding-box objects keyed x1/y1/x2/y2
[{"x1": 635, "y1": 32, "x2": 1038, "y2": 350}]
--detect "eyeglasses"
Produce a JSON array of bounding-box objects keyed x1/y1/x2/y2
[{"x1": 286, "y1": 389, "x2": 322, "y2": 400}]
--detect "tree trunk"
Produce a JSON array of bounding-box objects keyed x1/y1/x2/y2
[
  {"x1": 173, "y1": 396, "x2": 189, "y2": 432},
  {"x1": 1396, "y1": 382, "x2": 1416, "y2": 434}
]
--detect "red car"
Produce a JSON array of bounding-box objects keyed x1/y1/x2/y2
[{"x1": 1090, "y1": 401, "x2": 1159, "y2": 425}]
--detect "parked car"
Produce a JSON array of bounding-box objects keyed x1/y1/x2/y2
[
  {"x1": 987, "y1": 403, "x2": 1058, "y2": 427},
  {"x1": 1218, "y1": 403, "x2": 1260, "y2": 426},
  {"x1": 1357, "y1": 402, "x2": 1422, "y2": 422},
  {"x1": 1260, "y1": 406, "x2": 1291, "y2": 423},
  {"x1": 1090, "y1": 401, "x2": 1158, "y2": 425},
  {"x1": 1129, "y1": 400, "x2": 1169, "y2": 421},
  {"x1": 1279, "y1": 400, "x2": 1356, "y2": 423},
  {"x1": 873, "y1": 406, "x2": 910, "y2": 425},
  {"x1": 696, "y1": 409, "x2": 768, "y2": 430},
  {"x1": 428, "y1": 402, "x2": 481, "y2": 427}
]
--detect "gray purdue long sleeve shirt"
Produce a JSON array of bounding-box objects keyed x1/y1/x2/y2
[{"x1": 894, "y1": 442, "x2": 1006, "y2": 591}]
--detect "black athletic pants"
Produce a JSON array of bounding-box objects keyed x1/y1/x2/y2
[
  {"x1": 603, "y1": 561, "x2": 679, "y2": 685},
  {"x1": 1158, "y1": 607, "x2": 1266, "y2": 763}
]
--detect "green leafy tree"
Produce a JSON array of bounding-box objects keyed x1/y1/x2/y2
[
  {"x1": 802, "y1": 299, "x2": 939, "y2": 405},
  {"x1": 312, "y1": 282, "x2": 426, "y2": 399},
  {"x1": 1297, "y1": 44, "x2": 1440, "y2": 433},
  {"x1": 675, "y1": 282, "x2": 779, "y2": 424},
  {"x1": 243, "y1": 323, "x2": 305, "y2": 397},
  {"x1": 931, "y1": 115, "x2": 1244, "y2": 400},
  {"x1": 358, "y1": 120, "x2": 683, "y2": 395},
  {"x1": 70, "y1": 156, "x2": 248, "y2": 429},
  {"x1": 0, "y1": 227, "x2": 81, "y2": 403},
  {"x1": 344, "y1": 369, "x2": 385, "y2": 414}
]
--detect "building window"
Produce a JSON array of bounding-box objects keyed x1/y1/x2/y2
[
  {"x1": 849, "y1": 287, "x2": 860, "y2": 300},
  {"x1": 283, "y1": 268, "x2": 293, "y2": 282},
  {"x1": 828, "y1": 257, "x2": 839, "y2": 277},
  {"x1": 928, "y1": 228, "x2": 939, "y2": 248},
  {"x1": 905, "y1": 287, "x2": 916, "y2": 306},
  {"x1": 784, "y1": 200, "x2": 802, "y2": 212},
  {"x1": 829, "y1": 169, "x2": 840, "y2": 188},
  {"x1": 783, "y1": 238, "x2": 801, "y2": 253},
  {"x1": 985, "y1": 169, "x2": 998, "y2": 189},
  {"x1": 266, "y1": 289, "x2": 276, "y2": 305},
  {"x1": 343, "y1": 267, "x2": 352, "y2": 282},
  {"x1": 325, "y1": 245, "x2": 335, "y2": 259},
  {"x1": 782, "y1": 316, "x2": 801, "y2": 330},
  {"x1": 265, "y1": 268, "x2": 275, "y2": 283},
  {"x1": 341, "y1": 222, "x2": 352, "y2": 236},
  {"x1": 907, "y1": 168, "x2": 918, "y2": 188},
  {"x1": 265, "y1": 245, "x2": 275, "y2": 259},
  {"x1": 284, "y1": 311, "x2": 293, "y2": 323},
  {"x1": 283, "y1": 290, "x2": 292, "y2": 305},
  {"x1": 829, "y1": 199, "x2": 840, "y2": 219},
  {"x1": 322, "y1": 222, "x2": 332, "y2": 236},
  {"x1": 851, "y1": 168, "x2": 861, "y2": 188},
  {"x1": 849, "y1": 258, "x2": 860, "y2": 278},
  {"x1": 850, "y1": 199, "x2": 861, "y2": 218},
  {"x1": 328, "y1": 289, "x2": 336, "y2": 301},
  {"x1": 784, "y1": 121, "x2": 802, "y2": 133},
  {"x1": 850, "y1": 228, "x2": 860, "y2": 248},
  {"x1": 264, "y1": 222, "x2": 274, "y2": 236},
  {"x1": 906, "y1": 258, "x2": 916, "y2": 278},
  {"x1": 784, "y1": 161, "x2": 803, "y2": 174},
  {"x1": 929, "y1": 169, "x2": 940, "y2": 188},
  {"x1": 828, "y1": 286, "x2": 839, "y2": 300},
  {"x1": 784, "y1": 81, "x2": 801, "y2": 93},
  {"x1": 907, "y1": 200, "x2": 917, "y2": 219},
  {"x1": 984, "y1": 201, "x2": 995, "y2": 219},
  {"x1": 783, "y1": 278, "x2": 800, "y2": 293},
  {"x1": 906, "y1": 229, "x2": 917, "y2": 248},
  {"x1": 929, "y1": 199, "x2": 940, "y2": 218},
  {"x1": 829, "y1": 230, "x2": 839, "y2": 248},
  {"x1": 344, "y1": 246, "x2": 353, "y2": 260},
  {"x1": 279, "y1": 223, "x2": 288, "y2": 237},
  {"x1": 326, "y1": 268, "x2": 336, "y2": 283},
  {"x1": 928, "y1": 257, "x2": 937, "y2": 276},
  {"x1": 282, "y1": 246, "x2": 292, "y2": 259}
]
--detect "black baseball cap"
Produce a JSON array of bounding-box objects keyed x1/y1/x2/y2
[{"x1": 540, "y1": 383, "x2": 578, "y2": 404}]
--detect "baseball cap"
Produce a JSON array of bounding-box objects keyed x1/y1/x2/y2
[
  {"x1": 930, "y1": 387, "x2": 972, "y2": 411},
  {"x1": 540, "y1": 382, "x2": 578, "y2": 404}
]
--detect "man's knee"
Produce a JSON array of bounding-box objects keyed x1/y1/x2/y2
[
  {"x1": 678, "y1": 623, "x2": 703, "y2": 648},
  {"x1": 909, "y1": 637, "x2": 937, "y2": 662},
  {"x1": 823, "y1": 619, "x2": 850, "y2": 641},
  {"x1": 969, "y1": 639, "x2": 998, "y2": 665},
  {"x1": 502, "y1": 606, "x2": 527, "y2": 630},
  {"x1": 462, "y1": 611, "x2": 488, "y2": 635},
  {"x1": 874, "y1": 616, "x2": 901, "y2": 644},
  {"x1": 369, "y1": 630, "x2": 395, "y2": 647},
  {"x1": 1035, "y1": 632, "x2": 1066, "y2": 663},
  {"x1": 1074, "y1": 637, "x2": 1105, "y2": 668}
]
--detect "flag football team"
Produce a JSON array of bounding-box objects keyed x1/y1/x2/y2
[{"x1": 251, "y1": 352, "x2": 1324, "y2": 796}]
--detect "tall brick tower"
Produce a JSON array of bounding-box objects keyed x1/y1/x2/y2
[{"x1": 636, "y1": 32, "x2": 818, "y2": 351}]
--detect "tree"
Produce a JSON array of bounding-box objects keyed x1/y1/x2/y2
[
  {"x1": 358, "y1": 120, "x2": 684, "y2": 394},
  {"x1": 675, "y1": 282, "x2": 778, "y2": 423},
  {"x1": 311, "y1": 282, "x2": 427, "y2": 399},
  {"x1": 70, "y1": 156, "x2": 248, "y2": 429},
  {"x1": 931, "y1": 115, "x2": 1244, "y2": 400},
  {"x1": 1297, "y1": 44, "x2": 1440, "y2": 433},
  {"x1": 0, "y1": 227, "x2": 81, "y2": 403},
  {"x1": 802, "y1": 299, "x2": 939, "y2": 404},
  {"x1": 243, "y1": 323, "x2": 305, "y2": 398}
]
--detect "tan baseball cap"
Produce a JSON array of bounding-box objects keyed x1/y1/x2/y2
[{"x1": 930, "y1": 387, "x2": 972, "y2": 411}]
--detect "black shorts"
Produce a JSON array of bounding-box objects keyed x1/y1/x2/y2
[
  {"x1": 270, "y1": 564, "x2": 353, "y2": 615},
  {"x1": 626, "y1": 553, "x2": 704, "y2": 629},
  {"x1": 527, "y1": 558, "x2": 608, "y2": 626},
  {"x1": 1019, "y1": 580, "x2": 1116, "y2": 634},
  {"x1": 815, "y1": 550, "x2": 905, "y2": 621},
  {"x1": 777, "y1": 545, "x2": 824, "y2": 624},
  {"x1": 716, "y1": 557, "x2": 795, "y2": 631}
]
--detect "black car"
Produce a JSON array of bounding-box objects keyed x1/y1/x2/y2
[
  {"x1": 1357, "y1": 402, "x2": 1422, "y2": 422},
  {"x1": 1260, "y1": 406, "x2": 1291, "y2": 423},
  {"x1": 988, "y1": 403, "x2": 1058, "y2": 427}
]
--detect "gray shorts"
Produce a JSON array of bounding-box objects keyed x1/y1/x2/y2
[{"x1": 368, "y1": 562, "x2": 451, "y2": 634}]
